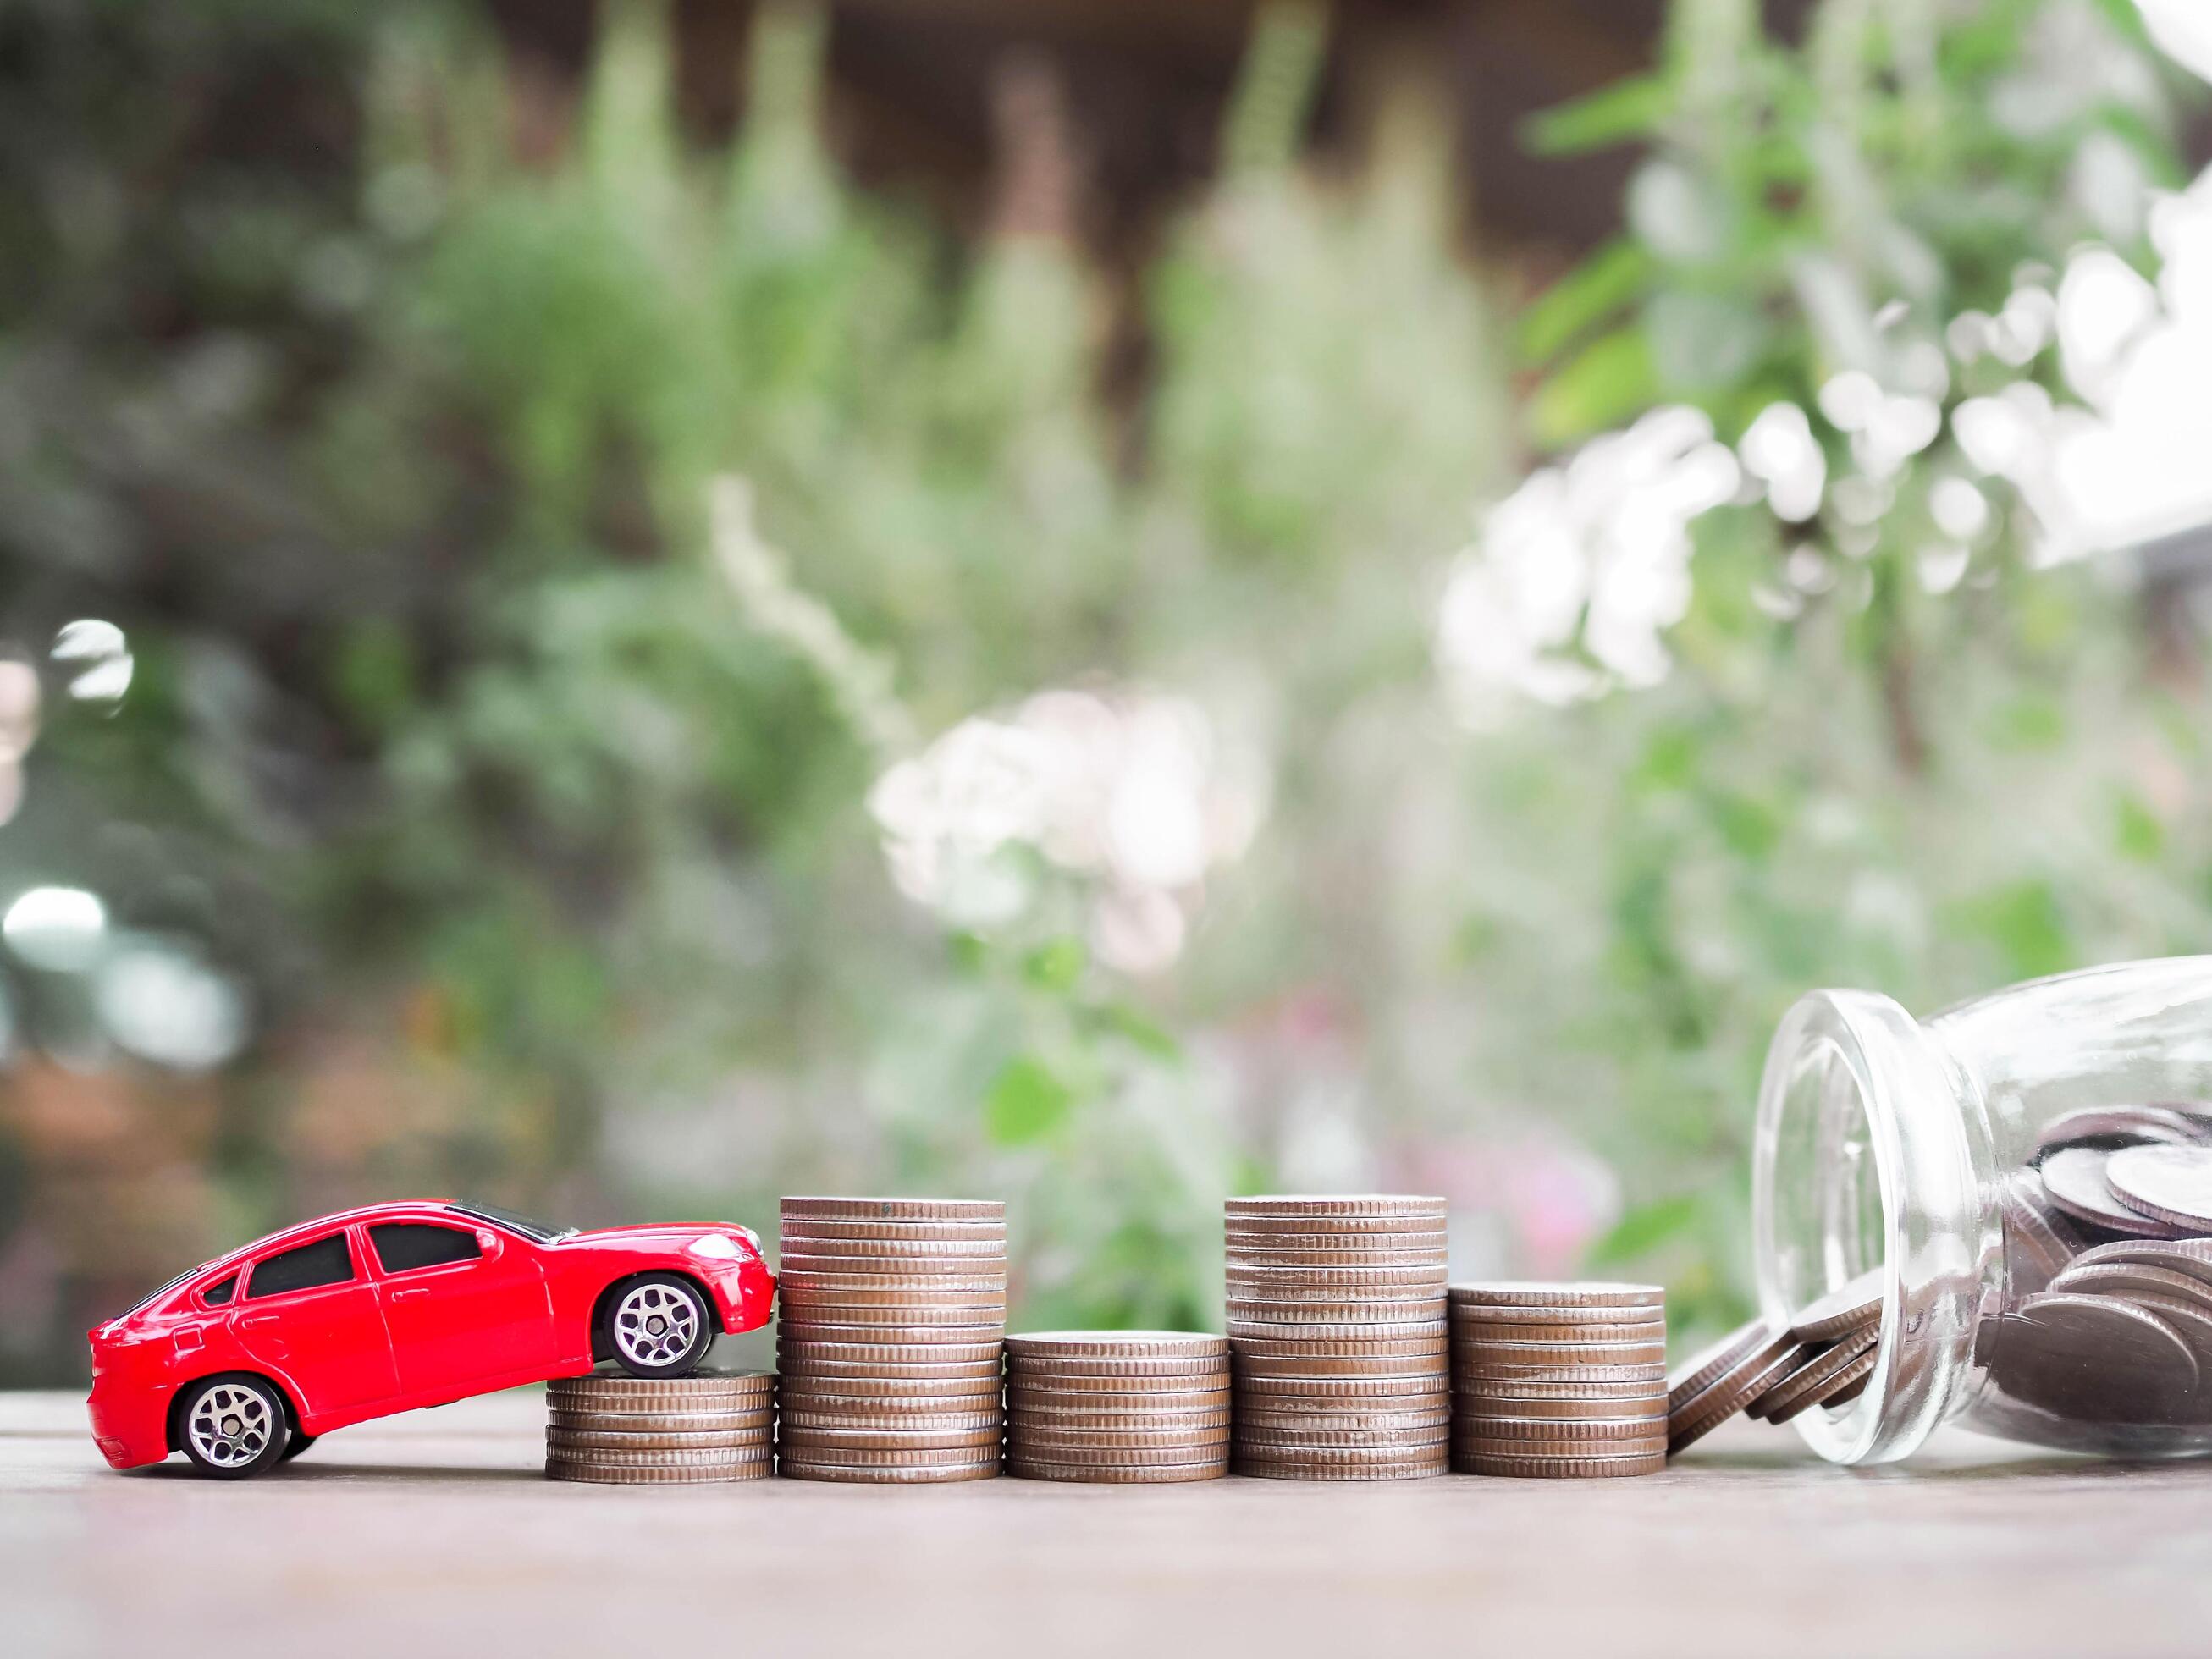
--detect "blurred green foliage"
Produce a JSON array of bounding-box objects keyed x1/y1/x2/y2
[{"x1": 2, "y1": 0, "x2": 2209, "y2": 1378}]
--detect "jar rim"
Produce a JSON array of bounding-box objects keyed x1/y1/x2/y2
[{"x1": 1752, "y1": 988, "x2": 1990, "y2": 1465}]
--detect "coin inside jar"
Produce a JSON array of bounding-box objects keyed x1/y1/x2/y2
[
  {"x1": 1984, "y1": 1293, "x2": 2203, "y2": 1424},
  {"x1": 2103, "y1": 1144, "x2": 2212, "y2": 1233}
]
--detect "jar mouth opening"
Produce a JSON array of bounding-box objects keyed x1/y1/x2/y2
[{"x1": 1753, "y1": 989, "x2": 1988, "y2": 1465}]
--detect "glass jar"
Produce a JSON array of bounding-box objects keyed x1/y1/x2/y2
[{"x1": 1751, "y1": 956, "x2": 2212, "y2": 1465}]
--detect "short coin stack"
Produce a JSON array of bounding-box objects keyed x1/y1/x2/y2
[
  {"x1": 1666, "y1": 1270, "x2": 1882, "y2": 1455},
  {"x1": 1226, "y1": 1195, "x2": 1450, "y2": 1480},
  {"x1": 1451, "y1": 1282, "x2": 1668, "y2": 1478},
  {"x1": 544, "y1": 1370, "x2": 775, "y2": 1484},
  {"x1": 775, "y1": 1196, "x2": 1006, "y2": 1483},
  {"x1": 1004, "y1": 1332, "x2": 1230, "y2": 1482}
]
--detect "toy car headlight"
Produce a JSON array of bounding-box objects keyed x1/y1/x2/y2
[{"x1": 687, "y1": 1234, "x2": 742, "y2": 1261}]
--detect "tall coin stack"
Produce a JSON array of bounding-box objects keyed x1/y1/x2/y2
[
  {"x1": 1004, "y1": 1332, "x2": 1231, "y2": 1483},
  {"x1": 544, "y1": 1370, "x2": 775, "y2": 1484},
  {"x1": 775, "y1": 1197, "x2": 1006, "y2": 1483},
  {"x1": 1226, "y1": 1195, "x2": 1451, "y2": 1480},
  {"x1": 1449, "y1": 1282, "x2": 1668, "y2": 1478}
]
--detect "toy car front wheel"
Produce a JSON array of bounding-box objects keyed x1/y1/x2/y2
[
  {"x1": 178, "y1": 1375, "x2": 290, "y2": 1479},
  {"x1": 607, "y1": 1274, "x2": 713, "y2": 1377}
]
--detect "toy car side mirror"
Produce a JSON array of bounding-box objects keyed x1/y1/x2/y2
[{"x1": 476, "y1": 1229, "x2": 502, "y2": 1259}]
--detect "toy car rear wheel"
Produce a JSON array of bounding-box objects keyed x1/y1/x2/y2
[
  {"x1": 279, "y1": 1432, "x2": 318, "y2": 1462},
  {"x1": 607, "y1": 1273, "x2": 713, "y2": 1377},
  {"x1": 178, "y1": 1375, "x2": 290, "y2": 1480}
]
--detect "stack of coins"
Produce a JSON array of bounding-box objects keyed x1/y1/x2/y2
[
  {"x1": 1226, "y1": 1195, "x2": 1450, "y2": 1480},
  {"x1": 775, "y1": 1197, "x2": 1006, "y2": 1483},
  {"x1": 544, "y1": 1370, "x2": 775, "y2": 1484},
  {"x1": 1004, "y1": 1332, "x2": 1230, "y2": 1482},
  {"x1": 1451, "y1": 1282, "x2": 1668, "y2": 1478},
  {"x1": 1666, "y1": 1270, "x2": 1881, "y2": 1455}
]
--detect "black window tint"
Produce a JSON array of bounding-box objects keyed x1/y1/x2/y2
[
  {"x1": 371, "y1": 1222, "x2": 482, "y2": 1275},
  {"x1": 202, "y1": 1275, "x2": 237, "y2": 1306},
  {"x1": 246, "y1": 1233, "x2": 355, "y2": 1299}
]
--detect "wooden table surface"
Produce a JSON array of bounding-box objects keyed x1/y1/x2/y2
[{"x1": 6, "y1": 1388, "x2": 2207, "y2": 1657}]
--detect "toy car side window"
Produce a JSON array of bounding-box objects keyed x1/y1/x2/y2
[
  {"x1": 369, "y1": 1222, "x2": 482, "y2": 1275},
  {"x1": 201, "y1": 1274, "x2": 238, "y2": 1306},
  {"x1": 245, "y1": 1232, "x2": 355, "y2": 1299}
]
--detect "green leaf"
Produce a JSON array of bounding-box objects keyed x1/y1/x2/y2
[
  {"x1": 1586, "y1": 1194, "x2": 1702, "y2": 1268},
  {"x1": 1529, "y1": 327, "x2": 1658, "y2": 448},
  {"x1": 2114, "y1": 791, "x2": 2165, "y2": 864},
  {"x1": 1522, "y1": 74, "x2": 1673, "y2": 157},
  {"x1": 984, "y1": 1055, "x2": 1075, "y2": 1145},
  {"x1": 1023, "y1": 937, "x2": 1087, "y2": 995},
  {"x1": 1518, "y1": 239, "x2": 1652, "y2": 365},
  {"x1": 1093, "y1": 1003, "x2": 1181, "y2": 1062}
]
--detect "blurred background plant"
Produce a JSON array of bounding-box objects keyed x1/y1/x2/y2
[{"x1": 1, "y1": 0, "x2": 2208, "y2": 1380}]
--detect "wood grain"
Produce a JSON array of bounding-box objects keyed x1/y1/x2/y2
[{"x1": 4, "y1": 1390, "x2": 2206, "y2": 1656}]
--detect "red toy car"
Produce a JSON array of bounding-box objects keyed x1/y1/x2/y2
[{"x1": 86, "y1": 1200, "x2": 776, "y2": 1478}]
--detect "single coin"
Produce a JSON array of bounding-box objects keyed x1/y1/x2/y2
[
  {"x1": 1455, "y1": 1361, "x2": 1667, "y2": 1386},
  {"x1": 1012, "y1": 1431, "x2": 1232, "y2": 1458},
  {"x1": 778, "y1": 1314, "x2": 1006, "y2": 1338},
  {"x1": 1236, "y1": 1408, "x2": 1450, "y2": 1433},
  {"x1": 1225, "y1": 1215, "x2": 1447, "y2": 1239},
  {"x1": 1007, "y1": 1406, "x2": 1231, "y2": 1430},
  {"x1": 1824, "y1": 1370, "x2": 1871, "y2": 1408},
  {"x1": 781, "y1": 1197, "x2": 1004, "y2": 1222},
  {"x1": 1459, "y1": 1375, "x2": 1669, "y2": 1403},
  {"x1": 1456, "y1": 1414, "x2": 1665, "y2": 1442},
  {"x1": 1452, "y1": 1303, "x2": 1665, "y2": 1327},
  {"x1": 1455, "y1": 1429, "x2": 1669, "y2": 1458},
  {"x1": 546, "y1": 1466, "x2": 770, "y2": 1486},
  {"x1": 1665, "y1": 1318, "x2": 1778, "y2": 1414},
  {"x1": 1005, "y1": 1356, "x2": 1227, "y2": 1380},
  {"x1": 1236, "y1": 1424, "x2": 1448, "y2": 1449},
  {"x1": 546, "y1": 1409, "x2": 775, "y2": 1436},
  {"x1": 1235, "y1": 1353, "x2": 1452, "y2": 1381},
  {"x1": 777, "y1": 1375, "x2": 1000, "y2": 1401},
  {"x1": 1231, "y1": 1334, "x2": 1447, "y2": 1359},
  {"x1": 778, "y1": 1222, "x2": 1007, "y2": 1246},
  {"x1": 1007, "y1": 1370, "x2": 1225, "y2": 1395},
  {"x1": 778, "y1": 1458, "x2": 1001, "y2": 1483},
  {"x1": 1227, "y1": 1293, "x2": 1445, "y2": 1317},
  {"x1": 548, "y1": 1370, "x2": 775, "y2": 1404},
  {"x1": 1234, "y1": 1437, "x2": 1449, "y2": 1462},
  {"x1": 547, "y1": 1427, "x2": 772, "y2": 1452},
  {"x1": 770, "y1": 1415, "x2": 995, "y2": 1441},
  {"x1": 1226, "y1": 1245, "x2": 1449, "y2": 1270},
  {"x1": 1765, "y1": 1346, "x2": 1880, "y2": 1425},
  {"x1": 2105, "y1": 1144, "x2": 2212, "y2": 1232},
  {"x1": 2045, "y1": 1260, "x2": 2212, "y2": 1309},
  {"x1": 781, "y1": 1288, "x2": 1009, "y2": 1313},
  {"x1": 2036, "y1": 1105, "x2": 2210, "y2": 1155},
  {"x1": 1012, "y1": 1421, "x2": 1231, "y2": 1446},
  {"x1": 1228, "y1": 1314, "x2": 1448, "y2": 1339},
  {"x1": 2038, "y1": 1146, "x2": 2179, "y2": 1237},
  {"x1": 1235, "y1": 1452, "x2": 1448, "y2": 1480},
  {"x1": 776, "y1": 1232, "x2": 1010, "y2": 1256},
  {"x1": 1452, "y1": 1340, "x2": 1668, "y2": 1369},
  {"x1": 2121, "y1": 1294, "x2": 2212, "y2": 1369},
  {"x1": 1449, "y1": 1282, "x2": 1664, "y2": 1310},
  {"x1": 1451, "y1": 1326, "x2": 1663, "y2": 1353},
  {"x1": 2066, "y1": 1237, "x2": 2212, "y2": 1289},
  {"x1": 1790, "y1": 1269, "x2": 1886, "y2": 1342},
  {"x1": 778, "y1": 1282, "x2": 1004, "y2": 1309},
  {"x1": 1004, "y1": 1331, "x2": 1227, "y2": 1359},
  {"x1": 1238, "y1": 1380, "x2": 1442, "y2": 1407},
  {"x1": 1454, "y1": 1392, "x2": 1665, "y2": 1421},
  {"x1": 1666, "y1": 1326, "x2": 1799, "y2": 1453},
  {"x1": 543, "y1": 1451, "x2": 770, "y2": 1477},
  {"x1": 2000, "y1": 1174, "x2": 2088, "y2": 1293},
  {"x1": 1008, "y1": 1458, "x2": 1226, "y2": 1484},
  {"x1": 1455, "y1": 1450, "x2": 1665, "y2": 1479},
  {"x1": 774, "y1": 1437, "x2": 1004, "y2": 1463},
  {"x1": 1986, "y1": 1294, "x2": 2202, "y2": 1424},
  {"x1": 1227, "y1": 1263, "x2": 1450, "y2": 1287},
  {"x1": 542, "y1": 1412, "x2": 770, "y2": 1436},
  {"x1": 1227, "y1": 1195, "x2": 1447, "y2": 1218}
]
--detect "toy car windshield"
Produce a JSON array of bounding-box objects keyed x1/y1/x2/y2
[{"x1": 443, "y1": 1201, "x2": 576, "y2": 1243}]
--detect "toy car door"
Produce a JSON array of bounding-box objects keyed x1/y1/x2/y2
[
  {"x1": 367, "y1": 1219, "x2": 560, "y2": 1396},
  {"x1": 234, "y1": 1230, "x2": 400, "y2": 1412}
]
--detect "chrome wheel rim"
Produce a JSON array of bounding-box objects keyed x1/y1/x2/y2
[
  {"x1": 613, "y1": 1281, "x2": 701, "y2": 1369},
  {"x1": 187, "y1": 1382, "x2": 275, "y2": 1469}
]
